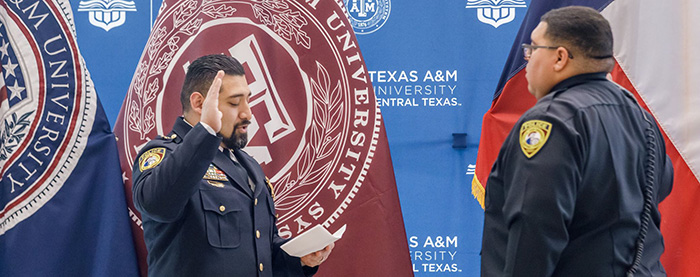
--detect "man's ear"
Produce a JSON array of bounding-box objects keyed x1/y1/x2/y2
[
  {"x1": 189, "y1": 92, "x2": 205, "y2": 115},
  {"x1": 553, "y1": 48, "x2": 570, "y2": 72}
]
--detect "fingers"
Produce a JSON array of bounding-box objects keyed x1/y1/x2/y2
[
  {"x1": 314, "y1": 252, "x2": 324, "y2": 266},
  {"x1": 300, "y1": 244, "x2": 333, "y2": 267},
  {"x1": 314, "y1": 244, "x2": 333, "y2": 265},
  {"x1": 206, "y1": 71, "x2": 224, "y2": 102},
  {"x1": 200, "y1": 70, "x2": 224, "y2": 132},
  {"x1": 300, "y1": 254, "x2": 318, "y2": 267}
]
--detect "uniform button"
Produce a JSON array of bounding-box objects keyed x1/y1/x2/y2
[
  {"x1": 255, "y1": 198, "x2": 258, "y2": 206},
  {"x1": 219, "y1": 205, "x2": 225, "y2": 212},
  {"x1": 256, "y1": 230, "x2": 260, "y2": 238},
  {"x1": 276, "y1": 214, "x2": 279, "y2": 218},
  {"x1": 259, "y1": 263, "x2": 264, "y2": 272}
]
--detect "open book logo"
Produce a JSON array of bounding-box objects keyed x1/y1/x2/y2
[
  {"x1": 78, "y1": 0, "x2": 137, "y2": 31},
  {"x1": 465, "y1": 0, "x2": 526, "y2": 28}
]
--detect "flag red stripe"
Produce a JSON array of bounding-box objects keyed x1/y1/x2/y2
[
  {"x1": 610, "y1": 64, "x2": 700, "y2": 276},
  {"x1": 473, "y1": 69, "x2": 535, "y2": 206}
]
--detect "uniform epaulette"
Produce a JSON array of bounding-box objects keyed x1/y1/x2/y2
[
  {"x1": 160, "y1": 133, "x2": 178, "y2": 141},
  {"x1": 265, "y1": 177, "x2": 275, "y2": 201}
]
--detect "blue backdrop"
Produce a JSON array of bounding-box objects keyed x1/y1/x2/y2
[{"x1": 71, "y1": 0, "x2": 529, "y2": 274}]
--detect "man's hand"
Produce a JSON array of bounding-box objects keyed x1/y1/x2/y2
[
  {"x1": 199, "y1": 70, "x2": 224, "y2": 132},
  {"x1": 300, "y1": 242, "x2": 334, "y2": 268}
]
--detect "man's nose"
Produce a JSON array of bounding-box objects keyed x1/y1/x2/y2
[{"x1": 239, "y1": 100, "x2": 252, "y2": 120}]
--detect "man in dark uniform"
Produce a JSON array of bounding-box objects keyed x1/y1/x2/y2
[
  {"x1": 481, "y1": 6, "x2": 673, "y2": 276},
  {"x1": 132, "y1": 54, "x2": 333, "y2": 276}
]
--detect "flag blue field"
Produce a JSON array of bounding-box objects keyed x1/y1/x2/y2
[{"x1": 0, "y1": 0, "x2": 139, "y2": 275}]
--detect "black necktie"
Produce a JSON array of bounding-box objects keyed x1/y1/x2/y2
[{"x1": 227, "y1": 149, "x2": 255, "y2": 192}]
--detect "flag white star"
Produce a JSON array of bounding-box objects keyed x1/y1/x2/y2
[
  {"x1": 3, "y1": 58, "x2": 18, "y2": 78},
  {"x1": 7, "y1": 80, "x2": 25, "y2": 101},
  {"x1": 0, "y1": 41, "x2": 9, "y2": 59}
]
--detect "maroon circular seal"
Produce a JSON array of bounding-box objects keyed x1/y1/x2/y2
[{"x1": 116, "y1": 0, "x2": 381, "y2": 239}]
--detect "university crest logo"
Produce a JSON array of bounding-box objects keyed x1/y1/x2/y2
[
  {"x1": 465, "y1": 0, "x2": 526, "y2": 28},
  {"x1": 343, "y1": 0, "x2": 391, "y2": 35},
  {"x1": 0, "y1": 0, "x2": 96, "y2": 234},
  {"x1": 77, "y1": 0, "x2": 137, "y2": 31},
  {"x1": 116, "y1": 0, "x2": 380, "y2": 238}
]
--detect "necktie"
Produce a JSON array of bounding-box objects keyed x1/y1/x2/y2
[{"x1": 228, "y1": 149, "x2": 255, "y2": 192}]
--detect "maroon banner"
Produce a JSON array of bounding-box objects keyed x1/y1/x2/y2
[{"x1": 114, "y1": 0, "x2": 412, "y2": 275}]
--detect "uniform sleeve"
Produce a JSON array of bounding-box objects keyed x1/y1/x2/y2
[
  {"x1": 657, "y1": 156, "x2": 673, "y2": 203},
  {"x1": 267, "y1": 192, "x2": 318, "y2": 276},
  {"x1": 132, "y1": 124, "x2": 221, "y2": 222},
  {"x1": 500, "y1": 115, "x2": 583, "y2": 276},
  {"x1": 652, "y1": 120, "x2": 673, "y2": 203},
  {"x1": 271, "y1": 232, "x2": 318, "y2": 276}
]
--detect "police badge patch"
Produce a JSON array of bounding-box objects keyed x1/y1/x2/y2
[
  {"x1": 138, "y1": 148, "x2": 166, "y2": 171},
  {"x1": 519, "y1": 120, "x2": 552, "y2": 158}
]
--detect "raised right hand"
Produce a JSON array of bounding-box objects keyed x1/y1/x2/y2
[{"x1": 199, "y1": 70, "x2": 224, "y2": 132}]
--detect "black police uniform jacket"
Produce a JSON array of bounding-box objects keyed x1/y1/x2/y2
[
  {"x1": 133, "y1": 117, "x2": 316, "y2": 276},
  {"x1": 481, "y1": 73, "x2": 673, "y2": 276}
]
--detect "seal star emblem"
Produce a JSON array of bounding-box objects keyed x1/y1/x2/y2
[
  {"x1": 3, "y1": 59, "x2": 18, "y2": 78},
  {"x1": 7, "y1": 81, "x2": 25, "y2": 101}
]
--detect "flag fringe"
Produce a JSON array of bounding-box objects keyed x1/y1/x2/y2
[{"x1": 471, "y1": 175, "x2": 485, "y2": 209}]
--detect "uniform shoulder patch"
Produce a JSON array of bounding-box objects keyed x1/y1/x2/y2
[
  {"x1": 519, "y1": 120, "x2": 552, "y2": 158},
  {"x1": 139, "y1": 148, "x2": 166, "y2": 171}
]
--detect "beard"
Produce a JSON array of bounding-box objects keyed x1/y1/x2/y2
[{"x1": 221, "y1": 121, "x2": 250, "y2": 150}]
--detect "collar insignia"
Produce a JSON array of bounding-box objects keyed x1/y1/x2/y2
[
  {"x1": 519, "y1": 120, "x2": 552, "y2": 158},
  {"x1": 160, "y1": 133, "x2": 177, "y2": 140}
]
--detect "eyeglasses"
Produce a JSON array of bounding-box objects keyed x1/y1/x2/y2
[{"x1": 521, "y1": 43, "x2": 574, "y2": 61}]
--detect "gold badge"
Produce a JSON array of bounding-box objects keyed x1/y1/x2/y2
[
  {"x1": 519, "y1": 120, "x2": 552, "y2": 158},
  {"x1": 160, "y1": 134, "x2": 177, "y2": 140},
  {"x1": 207, "y1": 180, "x2": 225, "y2": 188},
  {"x1": 204, "y1": 164, "x2": 228, "y2": 181},
  {"x1": 139, "y1": 148, "x2": 166, "y2": 171}
]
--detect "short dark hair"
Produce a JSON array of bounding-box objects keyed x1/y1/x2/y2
[
  {"x1": 180, "y1": 54, "x2": 246, "y2": 112},
  {"x1": 541, "y1": 6, "x2": 613, "y2": 60}
]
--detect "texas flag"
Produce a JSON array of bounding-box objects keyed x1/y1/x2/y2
[
  {"x1": 114, "y1": 0, "x2": 413, "y2": 275},
  {"x1": 472, "y1": 0, "x2": 700, "y2": 275}
]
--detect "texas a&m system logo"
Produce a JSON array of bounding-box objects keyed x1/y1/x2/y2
[
  {"x1": 343, "y1": 0, "x2": 390, "y2": 35},
  {"x1": 466, "y1": 0, "x2": 526, "y2": 28},
  {"x1": 0, "y1": 0, "x2": 95, "y2": 234},
  {"x1": 117, "y1": 0, "x2": 381, "y2": 238},
  {"x1": 77, "y1": 0, "x2": 137, "y2": 31}
]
